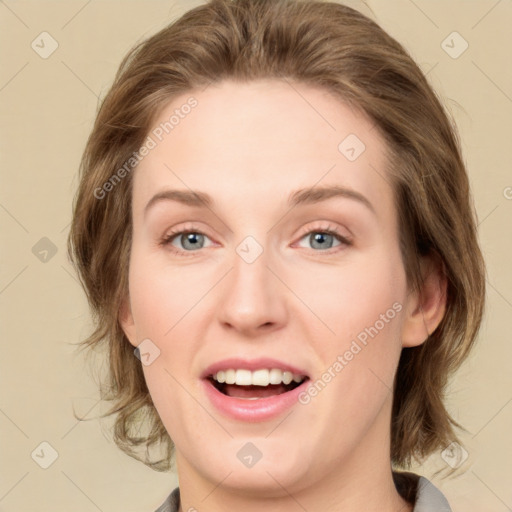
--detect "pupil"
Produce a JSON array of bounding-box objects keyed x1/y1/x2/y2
[
  {"x1": 311, "y1": 232, "x2": 332, "y2": 249},
  {"x1": 183, "y1": 233, "x2": 203, "y2": 250}
]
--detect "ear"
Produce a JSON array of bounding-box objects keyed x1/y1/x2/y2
[
  {"x1": 119, "y1": 296, "x2": 138, "y2": 348},
  {"x1": 401, "y1": 254, "x2": 447, "y2": 348}
]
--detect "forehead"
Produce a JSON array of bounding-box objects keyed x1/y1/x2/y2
[{"x1": 132, "y1": 79, "x2": 394, "y2": 220}]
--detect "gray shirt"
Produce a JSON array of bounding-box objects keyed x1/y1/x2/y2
[{"x1": 154, "y1": 473, "x2": 452, "y2": 512}]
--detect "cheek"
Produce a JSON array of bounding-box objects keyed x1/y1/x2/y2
[
  {"x1": 296, "y1": 246, "x2": 406, "y2": 357},
  {"x1": 126, "y1": 251, "x2": 214, "y2": 423},
  {"x1": 128, "y1": 252, "x2": 208, "y2": 340},
  {"x1": 300, "y1": 246, "x2": 406, "y2": 424},
  {"x1": 297, "y1": 247, "x2": 406, "y2": 417}
]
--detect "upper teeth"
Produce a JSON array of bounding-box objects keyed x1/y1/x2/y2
[{"x1": 213, "y1": 369, "x2": 305, "y2": 386}]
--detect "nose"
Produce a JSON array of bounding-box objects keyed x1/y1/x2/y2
[{"x1": 217, "y1": 243, "x2": 288, "y2": 336}]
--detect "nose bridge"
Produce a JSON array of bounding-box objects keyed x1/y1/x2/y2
[
  {"x1": 217, "y1": 235, "x2": 287, "y2": 332},
  {"x1": 232, "y1": 239, "x2": 269, "y2": 295}
]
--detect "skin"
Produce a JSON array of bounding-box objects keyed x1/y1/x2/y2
[{"x1": 120, "y1": 79, "x2": 446, "y2": 512}]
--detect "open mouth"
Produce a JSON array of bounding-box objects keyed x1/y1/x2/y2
[{"x1": 207, "y1": 369, "x2": 309, "y2": 400}]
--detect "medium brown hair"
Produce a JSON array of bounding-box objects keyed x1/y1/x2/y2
[{"x1": 68, "y1": 0, "x2": 485, "y2": 472}]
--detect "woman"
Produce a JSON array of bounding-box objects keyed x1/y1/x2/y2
[{"x1": 68, "y1": 1, "x2": 485, "y2": 510}]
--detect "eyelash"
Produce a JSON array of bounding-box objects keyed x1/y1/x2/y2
[{"x1": 159, "y1": 223, "x2": 352, "y2": 257}]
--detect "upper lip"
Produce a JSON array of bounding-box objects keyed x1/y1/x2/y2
[{"x1": 200, "y1": 357, "x2": 310, "y2": 379}]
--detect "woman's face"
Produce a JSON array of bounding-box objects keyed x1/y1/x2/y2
[{"x1": 120, "y1": 79, "x2": 428, "y2": 494}]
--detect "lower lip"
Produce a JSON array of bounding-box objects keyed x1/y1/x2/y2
[{"x1": 201, "y1": 378, "x2": 309, "y2": 422}]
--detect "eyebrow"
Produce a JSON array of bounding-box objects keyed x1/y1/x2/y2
[{"x1": 144, "y1": 184, "x2": 376, "y2": 217}]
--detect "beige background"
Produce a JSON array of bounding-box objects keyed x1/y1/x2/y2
[{"x1": 1, "y1": 0, "x2": 511, "y2": 510}]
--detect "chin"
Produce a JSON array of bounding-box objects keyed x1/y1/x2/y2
[{"x1": 191, "y1": 439, "x2": 314, "y2": 495}]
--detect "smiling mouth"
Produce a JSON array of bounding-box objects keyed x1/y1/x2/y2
[{"x1": 209, "y1": 379, "x2": 306, "y2": 399}]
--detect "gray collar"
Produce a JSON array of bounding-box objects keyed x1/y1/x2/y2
[{"x1": 414, "y1": 476, "x2": 452, "y2": 511}]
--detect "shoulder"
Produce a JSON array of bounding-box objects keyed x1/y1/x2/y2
[
  {"x1": 394, "y1": 471, "x2": 452, "y2": 512},
  {"x1": 154, "y1": 486, "x2": 180, "y2": 512}
]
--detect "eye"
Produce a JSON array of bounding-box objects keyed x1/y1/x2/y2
[
  {"x1": 160, "y1": 229, "x2": 214, "y2": 255},
  {"x1": 295, "y1": 225, "x2": 351, "y2": 252}
]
